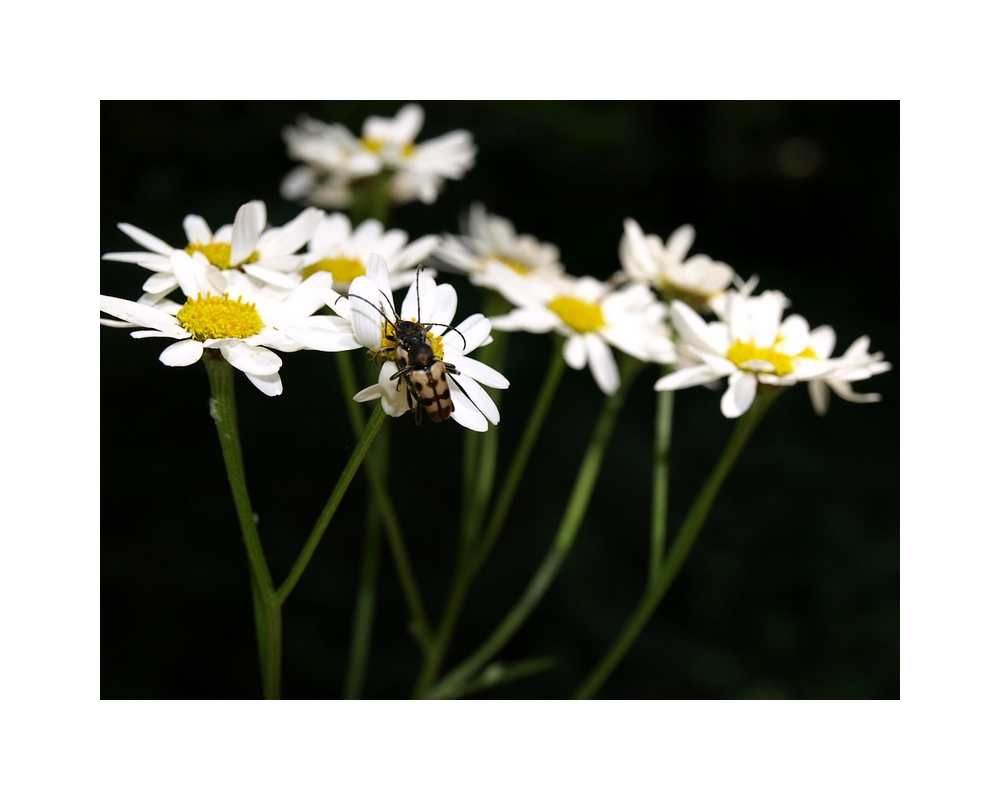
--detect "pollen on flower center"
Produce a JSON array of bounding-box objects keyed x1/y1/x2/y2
[
  {"x1": 490, "y1": 254, "x2": 534, "y2": 275},
  {"x1": 548, "y1": 296, "x2": 605, "y2": 334},
  {"x1": 726, "y1": 340, "x2": 818, "y2": 376},
  {"x1": 378, "y1": 321, "x2": 445, "y2": 362},
  {"x1": 303, "y1": 256, "x2": 366, "y2": 284},
  {"x1": 176, "y1": 293, "x2": 265, "y2": 341},
  {"x1": 185, "y1": 242, "x2": 260, "y2": 270},
  {"x1": 426, "y1": 329, "x2": 445, "y2": 360}
]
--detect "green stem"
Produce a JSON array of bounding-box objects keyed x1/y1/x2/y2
[
  {"x1": 473, "y1": 340, "x2": 566, "y2": 575},
  {"x1": 351, "y1": 171, "x2": 391, "y2": 227},
  {"x1": 411, "y1": 341, "x2": 566, "y2": 698},
  {"x1": 204, "y1": 353, "x2": 281, "y2": 699},
  {"x1": 649, "y1": 379, "x2": 675, "y2": 588},
  {"x1": 459, "y1": 297, "x2": 511, "y2": 556},
  {"x1": 344, "y1": 503, "x2": 382, "y2": 699},
  {"x1": 427, "y1": 356, "x2": 645, "y2": 700},
  {"x1": 335, "y1": 351, "x2": 434, "y2": 657},
  {"x1": 573, "y1": 389, "x2": 781, "y2": 699},
  {"x1": 338, "y1": 350, "x2": 381, "y2": 699},
  {"x1": 275, "y1": 403, "x2": 386, "y2": 606},
  {"x1": 464, "y1": 326, "x2": 510, "y2": 543}
]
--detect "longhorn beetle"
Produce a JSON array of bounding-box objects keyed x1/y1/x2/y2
[{"x1": 347, "y1": 265, "x2": 472, "y2": 425}]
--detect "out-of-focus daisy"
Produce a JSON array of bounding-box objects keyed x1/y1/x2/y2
[
  {"x1": 346, "y1": 255, "x2": 508, "y2": 431},
  {"x1": 281, "y1": 104, "x2": 476, "y2": 208},
  {"x1": 655, "y1": 291, "x2": 890, "y2": 418},
  {"x1": 99, "y1": 250, "x2": 354, "y2": 396},
  {"x1": 299, "y1": 212, "x2": 439, "y2": 293},
  {"x1": 619, "y1": 218, "x2": 751, "y2": 314},
  {"x1": 489, "y1": 272, "x2": 675, "y2": 396},
  {"x1": 102, "y1": 201, "x2": 322, "y2": 302},
  {"x1": 806, "y1": 334, "x2": 892, "y2": 416},
  {"x1": 434, "y1": 204, "x2": 566, "y2": 301}
]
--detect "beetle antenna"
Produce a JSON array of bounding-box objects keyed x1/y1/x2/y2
[
  {"x1": 415, "y1": 263, "x2": 424, "y2": 322},
  {"x1": 424, "y1": 321, "x2": 468, "y2": 351},
  {"x1": 347, "y1": 292, "x2": 394, "y2": 326}
]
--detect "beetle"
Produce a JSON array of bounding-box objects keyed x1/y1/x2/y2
[{"x1": 348, "y1": 266, "x2": 469, "y2": 425}]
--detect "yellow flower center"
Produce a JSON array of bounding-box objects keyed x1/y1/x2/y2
[
  {"x1": 548, "y1": 296, "x2": 605, "y2": 334},
  {"x1": 302, "y1": 256, "x2": 366, "y2": 284},
  {"x1": 362, "y1": 138, "x2": 416, "y2": 158},
  {"x1": 490, "y1": 254, "x2": 534, "y2": 275},
  {"x1": 726, "y1": 339, "x2": 818, "y2": 376},
  {"x1": 176, "y1": 293, "x2": 265, "y2": 341},
  {"x1": 185, "y1": 242, "x2": 260, "y2": 270},
  {"x1": 379, "y1": 322, "x2": 445, "y2": 362}
]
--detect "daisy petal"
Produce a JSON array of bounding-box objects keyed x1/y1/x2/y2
[
  {"x1": 584, "y1": 334, "x2": 619, "y2": 395},
  {"x1": 231, "y1": 201, "x2": 265, "y2": 265},
  {"x1": 245, "y1": 371, "x2": 283, "y2": 397},
  {"x1": 219, "y1": 341, "x2": 282, "y2": 376},
  {"x1": 563, "y1": 334, "x2": 587, "y2": 370},
  {"x1": 450, "y1": 385, "x2": 489, "y2": 431},
  {"x1": 159, "y1": 338, "x2": 204, "y2": 367},
  {"x1": 182, "y1": 215, "x2": 213, "y2": 244},
  {"x1": 118, "y1": 223, "x2": 175, "y2": 256},
  {"x1": 450, "y1": 374, "x2": 499, "y2": 425},
  {"x1": 450, "y1": 355, "x2": 509, "y2": 389},
  {"x1": 721, "y1": 372, "x2": 758, "y2": 418}
]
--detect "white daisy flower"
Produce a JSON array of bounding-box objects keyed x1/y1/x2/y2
[
  {"x1": 434, "y1": 203, "x2": 567, "y2": 301},
  {"x1": 299, "y1": 212, "x2": 439, "y2": 293},
  {"x1": 102, "y1": 201, "x2": 323, "y2": 301},
  {"x1": 346, "y1": 254, "x2": 509, "y2": 431},
  {"x1": 655, "y1": 291, "x2": 889, "y2": 418},
  {"x1": 489, "y1": 271, "x2": 675, "y2": 396},
  {"x1": 281, "y1": 104, "x2": 476, "y2": 208},
  {"x1": 806, "y1": 334, "x2": 893, "y2": 416},
  {"x1": 99, "y1": 250, "x2": 353, "y2": 396},
  {"x1": 619, "y1": 218, "x2": 752, "y2": 314}
]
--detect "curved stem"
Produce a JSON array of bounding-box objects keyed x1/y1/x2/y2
[
  {"x1": 427, "y1": 356, "x2": 645, "y2": 699},
  {"x1": 649, "y1": 380, "x2": 674, "y2": 587},
  {"x1": 275, "y1": 403, "x2": 386, "y2": 606},
  {"x1": 204, "y1": 353, "x2": 281, "y2": 698},
  {"x1": 573, "y1": 388, "x2": 780, "y2": 699}
]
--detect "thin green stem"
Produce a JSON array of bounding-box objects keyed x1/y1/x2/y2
[
  {"x1": 344, "y1": 504, "x2": 382, "y2": 699},
  {"x1": 335, "y1": 351, "x2": 434, "y2": 656},
  {"x1": 573, "y1": 389, "x2": 781, "y2": 699},
  {"x1": 334, "y1": 349, "x2": 366, "y2": 438},
  {"x1": 427, "y1": 356, "x2": 645, "y2": 700},
  {"x1": 275, "y1": 403, "x2": 386, "y2": 606},
  {"x1": 204, "y1": 353, "x2": 281, "y2": 699},
  {"x1": 464, "y1": 325, "x2": 510, "y2": 543},
  {"x1": 351, "y1": 172, "x2": 391, "y2": 227},
  {"x1": 338, "y1": 350, "x2": 381, "y2": 698},
  {"x1": 411, "y1": 341, "x2": 567, "y2": 698},
  {"x1": 473, "y1": 340, "x2": 566, "y2": 575},
  {"x1": 459, "y1": 429, "x2": 482, "y2": 559},
  {"x1": 649, "y1": 379, "x2": 675, "y2": 588},
  {"x1": 459, "y1": 298, "x2": 511, "y2": 556}
]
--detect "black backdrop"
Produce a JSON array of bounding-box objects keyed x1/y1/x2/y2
[{"x1": 101, "y1": 101, "x2": 899, "y2": 699}]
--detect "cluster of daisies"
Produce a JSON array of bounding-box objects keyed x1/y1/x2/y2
[
  {"x1": 101, "y1": 104, "x2": 890, "y2": 426},
  {"x1": 99, "y1": 197, "x2": 509, "y2": 430},
  {"x1": 281, "y1": 103, "x2": 477, "y2": 209},
  {"x1": 436, "y1": 204, "x2": 890, "y2": 417}
]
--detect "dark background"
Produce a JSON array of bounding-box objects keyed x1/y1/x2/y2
[{"x1": 101, "y1": 101, "x2": 898, "y2": 699}]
